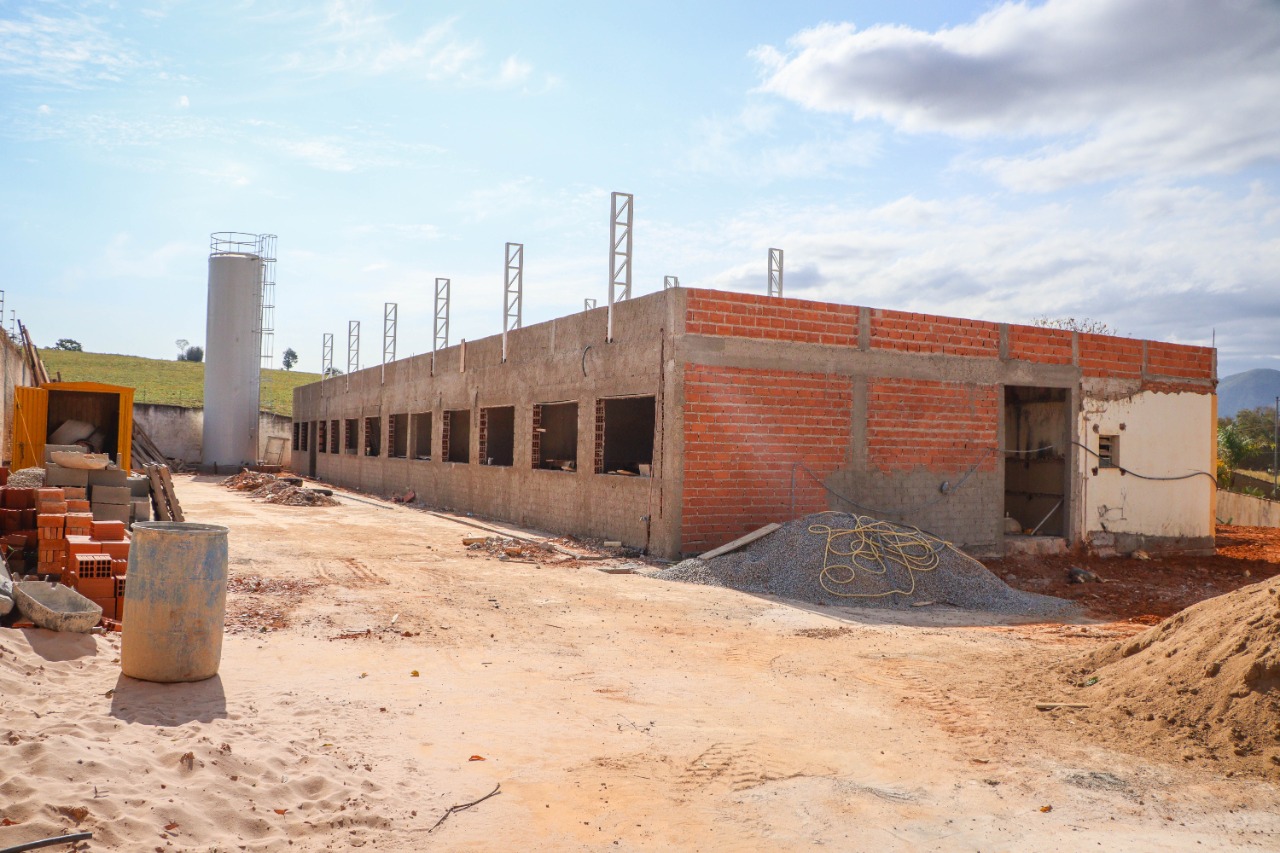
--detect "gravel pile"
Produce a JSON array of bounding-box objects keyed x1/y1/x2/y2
[
  {"x1": 653, "y1": 511, "x2": 1073, "y2": 616},
  {"x1": 6, "y1": 468, "x2": 45, "y2": 488}
]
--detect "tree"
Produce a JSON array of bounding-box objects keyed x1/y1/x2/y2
[
  {"x1": 323, "y1": 366, "x2": 343, "y2": 377},
  {"x1": 282, "y1": 347, "x2": 298, "y2": 371},
  {"x1": 182, "y1": 345, "x2": 204, "y2": 363},
  {"x1": 175, "y1": 339, "x2": 189, "y2": 360},
  {"x1": 1032, "y1": 317, "x2": 1118, "y2": 336},
  {"x1": 53, "y1": 339, "x2": 82, "y2": 351},
  {"x1": 1217, "y1": 422, "x2": 1256, "y2": 478}
]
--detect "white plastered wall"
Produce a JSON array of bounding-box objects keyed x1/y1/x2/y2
[{"x1": 1076, "y1": 386, "x2": 1215, "y2": 544}]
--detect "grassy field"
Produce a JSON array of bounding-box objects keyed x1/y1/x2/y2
[{"x1": 39, "y1": 349, "x2": 318, "y2": 416}]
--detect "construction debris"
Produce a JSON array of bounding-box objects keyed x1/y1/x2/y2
[
  {"x1": 653, "y1": 511, "x2": 1074, "y2": 616},
  {"x1": 221, "y1": 470, "x2": 339, "y2": 507}
]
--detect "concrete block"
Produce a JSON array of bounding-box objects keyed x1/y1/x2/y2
[
  {"x1": 88, "y1": 468, "x2": 128, "y2": 489},
  {"x1": 43, "y1": 445, "x2": 83, "y2": 463},
  {"x1": 92, "y1": 486, "x2": 132, "y2": 506},
  {"x1": 127, "y1": 475, "x2": 151, "y2": 497},
  {"x1": 91, "y1": 504, "x2": 131, "y2": 524},
  {"x1": 43, "y1": 464, "x2": 88, "y2": 488},
  {"x1": 132, "y1": 499, "x2": 151, "y2": 522}
]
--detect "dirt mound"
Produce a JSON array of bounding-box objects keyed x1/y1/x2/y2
[
  {"x1": 653, "y1": 511, "x2": 1073, "y2": 616},
  {"x1": 1070, "y1": 578, "x2": 1280, "y2": 776}
]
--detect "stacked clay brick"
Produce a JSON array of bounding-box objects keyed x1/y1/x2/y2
[
  {"x1": 1, "y1": 486, "x2": 39, "y2": 568},
  {"x1": 28, "y1": 485, "x2": 131, "y2": 623}
]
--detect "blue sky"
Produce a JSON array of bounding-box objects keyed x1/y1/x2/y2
[{"x1": 2, "y1": 0, "x2": 1278, "y2": 377}]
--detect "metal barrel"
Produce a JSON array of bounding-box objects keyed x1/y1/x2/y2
[{"x1": 120, "y1": 522, "x2": 229, "y2": 683}]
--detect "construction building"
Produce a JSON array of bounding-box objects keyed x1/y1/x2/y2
[{"x1": 293, "y1": 287, "x2": 1217, "y2": 560}]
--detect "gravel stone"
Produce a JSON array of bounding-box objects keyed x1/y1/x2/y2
[
  {"x1": 651, "y1": 511, "x2": 1073, "y2": 617},
  {"x1": 6, "y1": 467, "x2": 45, "y2": 488}
]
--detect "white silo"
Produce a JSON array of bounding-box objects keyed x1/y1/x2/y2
[{"x1": 202, "y1": 232, "x2": 274, "y2": 470}]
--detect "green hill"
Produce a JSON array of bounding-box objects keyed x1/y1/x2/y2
[{"x1": 39, "y1": 349, "x2": 317, "y2": 417}]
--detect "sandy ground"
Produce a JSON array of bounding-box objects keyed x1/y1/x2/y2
[{"x1": 2, "y1": 475, "x2": 1279, "y2": 851}]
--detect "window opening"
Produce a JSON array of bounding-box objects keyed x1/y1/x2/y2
[
  {"x1": 533, "y1": 402, "x2": 577, "y2": 471},
  {"x1": 317, "y1": 421, "x2": 327, "y2": 454},
  {"x1": 330, "y1": 420, "x2": 339, "y2": 454},
  {"x1": 596, "y1": 396, "x2": 655, "y2": 475},
  {"x1": 292, "y1": 422, "x2": 300, "y2": 451},
  {"x1": 1098, "y1": 435, "x2": 1119, "y2": 469},
  {"x1": 363, "y1": 416, "x2": 381, "y2": 457},
  {"x1": 388, "y1": 413, "x2": 409, "y2": 459},
  {"x1": 480, "y1": 406, "x2": 515, "y2": 466},
  {"x1": 344, "y1": 419, "x2": 358, "y2": 453},
  {"x1": 444, "y1": 410, "x2": 470, "y2": 463},
  {"x1": 300, "y1": 422, "x2": 309, "y2": 452},
  {"x1": 411, "y1": 413, "x2": 432, "y2": 460}
]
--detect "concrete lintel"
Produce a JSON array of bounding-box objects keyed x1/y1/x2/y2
[{"x1": 677, "y1": 334, "x2": 1081, "y2": 387}]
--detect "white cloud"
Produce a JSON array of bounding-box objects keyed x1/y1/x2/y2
[
  {"x1": 754, "y1": 0, "x2": 1280, "y2": 190},
  {"x1": 280, "y1": 1, "x2": 535, "y2": 87},
  {"x1": 176, "y1": 94, "x2": 189, "y2": 108},
  {"x1": 649, "y1": 182, "x2": 1280, "y2": 372},
  {"x1": 274, "y1": 138, "x2": 356, "y2": 172},
  {"x1": 0, "y1": 8, "x2": 147, "y2": 87},
  {"x1": 683, "y1": 103, "x2": 879, "y2": 180}
]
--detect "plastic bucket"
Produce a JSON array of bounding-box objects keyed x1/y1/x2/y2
[{"x1": 120, "y1": 522, "x2": 229, "y2": 683}]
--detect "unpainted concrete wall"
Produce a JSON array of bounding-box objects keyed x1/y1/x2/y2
[
  {"x1": 294, "y1": 294, "x2": 682, "y2": 553},
  {"x1": 1217, "y1": 490, "x2": 1280, "y2": 528},
  {"x1": 0, "y1": 334, "x2": 34, "y2": 465},
  {"x1": 133, "y1": 403, "x2": 293, "y2": 468}
]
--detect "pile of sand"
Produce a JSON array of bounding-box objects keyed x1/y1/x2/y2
[
  {"x1": 1071, "y1": 578, "x2": 1280, "y2": 776},
  {"x1": 654, "y1": 511, "x2": 1072, "y2": 616}
]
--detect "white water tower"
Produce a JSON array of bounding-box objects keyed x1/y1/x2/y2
[{"x1": 202, "y1": 232, "x2": 276, "y2": 470}]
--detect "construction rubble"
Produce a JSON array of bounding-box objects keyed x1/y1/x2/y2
[{"x1": 222, "y1": 470, "x2": 340, "y2": 507}]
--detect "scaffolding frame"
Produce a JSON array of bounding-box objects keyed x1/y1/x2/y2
[
  {"x1": 607, "y1": 191, "x2": 633, "y2": 342},
  {"x1": 769, "y1": 247, "x2": 784, "y2": 298},
  {"x1": 347, "y1": 320, "x2": 360, "y2": 391},
  {"x1": 321, "y1": 332, "x2": 333, "y2": 380},
  {"x1": 382, "y1": 302, "x2": 397, "y2": 384},
  {"x1": 503, "y1": 242, "x2": 523, "y2": 362},
  {"x1": 434, "y1": 277, "x2": 450, "y2": 352},
  {"x1": 663, "y1": 276, "x2": 679, "y2": 289},
  {"x1": 584, "y1": 298, "x2": 597, "y2": 311}
]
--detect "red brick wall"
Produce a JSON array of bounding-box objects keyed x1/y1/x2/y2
[
  {"x1": 870, "y1": 309, "x2": 999, "y2": 357},
  {"x1": 1006, "y1": 324, "x2": 1074, "y2": 364},
  {"x1": 685, "y1": 290, "x2": 858, "y2": 346},
  {"x1": 1076, "y1": 333, "x2": 1144, "y2": 379},
  {"x1": 681, "y1": 365, "x2": 852, "y2": 552},
  {"x1": 866, "y1": 379, "x2": 999, "y2": 474},
  {"x1": 1145, "y1": 341, "x2": 1214, "y2": 380}
]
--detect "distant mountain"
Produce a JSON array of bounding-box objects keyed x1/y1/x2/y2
[{"x1": 1219, "y1": 369, "x2": 1280, "y2": 417}]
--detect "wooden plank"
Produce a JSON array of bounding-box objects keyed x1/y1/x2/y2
[
  {"x1": 145, "y1": 464, "x2": 172, "y2": 521},
  {"x1": 698, "y1": 523, "x2": 782, "y2": 561},
  {"x1": 157, "y1": 466, "x2": 184, "y2": 522}
]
